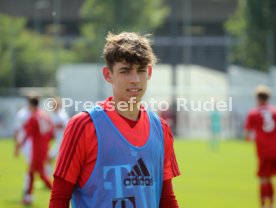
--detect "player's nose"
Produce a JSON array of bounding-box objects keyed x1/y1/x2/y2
[{"x1": 129, "y1": 71, "x2": 140, "y2": 83}]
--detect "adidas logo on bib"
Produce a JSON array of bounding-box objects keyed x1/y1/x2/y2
[{"x1": 123, "y1": 158, "x2": 153, "y2": 186}]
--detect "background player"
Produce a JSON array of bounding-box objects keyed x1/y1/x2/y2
[
  {"x1": 49, "y1": 31, "x2": 180, "y2": 208},
  {"x1": 19, "y1": 95, "x2": 54, "y2": 205},
  {"x1": 14, "y1": 97, "x2": 32, "y2": 199},
  {"x1": 244, "y1": 85, "x2": 276, "y2": 208}
]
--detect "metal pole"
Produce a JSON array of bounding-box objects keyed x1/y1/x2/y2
[
  {"x1": 183, "y1": 0, "x2": 192, "y2": 137},
  {"x1": 169, "y1": 0, "x2": 178, "y2": 135},
  {"x1": 183, "y1": 0, "x2": 191, "y2": 65},
  {"x1": 53, "y1": 0, "x2": 61, "y2": 87},
  {"x1": 267, "y1": 29, "x2": 274, "y2": 68},
  {"x1": 170, "y1": 0, "x2": 178, "y2": 87},
  {"x1": 34, "y1": 0, "x2": 50, "y2": 33}
]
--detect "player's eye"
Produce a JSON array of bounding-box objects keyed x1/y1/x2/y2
[
  {"x1": 120, "y1": 70, "x2": 129, "y2": 74},
  {"x1": 137, "y1": 66, "x2": 147, "y2": 73},
  {"x1": 138, "y1": 68, "x2": 147, "y2": 72}
]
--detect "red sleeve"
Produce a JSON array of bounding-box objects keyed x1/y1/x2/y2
[
  {"x1": 49, "y1": 176, "x2": 74, "y2": 208},
  {"x1": 24, "y1": 116, "x2": 34, "y2": 136},
  {"x1": 49, "y1": 177, "x2": 179, "y2": 208},
  {"x1": 161, "y1": 118, "x2": 180, "y2": 180},
  {"x1": 160, "y1": 179, "x2": 179, "y2": 208},
  {"x1": 54, "y1": 112, "x2": 92, "y2": 184},
  {"x1": 21, "y1": 116, "x2": 35, "y2": 146}
]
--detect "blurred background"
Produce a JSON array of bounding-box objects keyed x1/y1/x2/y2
[
  {"x1": 1, "y1": 0, "x2": 276, "y2": 207},
  {"x1": 1, "y1": 0, "x2": 276, "y2": 138}
]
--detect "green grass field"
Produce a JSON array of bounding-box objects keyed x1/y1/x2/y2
[{"x1": 0, "y1": 138, "x2": 262, "y2": 207}]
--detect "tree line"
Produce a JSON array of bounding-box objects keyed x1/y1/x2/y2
[{"x1": 0, "y1": 0, "x2": 169, "y2": 91}]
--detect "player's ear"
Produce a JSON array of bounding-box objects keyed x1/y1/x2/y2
[
  {"x1": 103, "y1": 66, "x2": 112, "y2": 83},
  {"x1": 147, "y1": 65, "x2": 152, "y2": 80}
]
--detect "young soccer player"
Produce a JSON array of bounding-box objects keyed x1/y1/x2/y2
[
  {"x1": 14, "y1": 100, "x2": 33, "y2": 202},
  {"x1": 19, "y1": 95, "x2": 54, "y2": 205},
  {"x1": 49, "y1": 32, "x2": 180, "y2": 208},
  {"x1": 245, "y1": 85, "x2": 276, "y2": 208}
]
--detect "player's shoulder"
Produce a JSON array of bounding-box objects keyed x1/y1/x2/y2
[
  {"x1": 70, "y1": 111, "x2": 92, "y2": 123},
  {"x1": 62, "y1": 112, "x2": 94, "y2": 141},
  {"x1": 155, "y1": 113, "x2": 175, "y2": 146},
  {"x1": 36, "y1": 109, "x2": 51, "y2": 121},
  {"x1": 146, "y1": 110, "x2": 166, "y2": 125},
  {"x1": 157, "y1": 115, "x2": 169, "y2": 128},
  {"x1": 255, "y1": 105, "x2": 276, "y2": 113},
  {"x1": 154, "y1": 112, "x2": 173, "y2": 135},
  {"x1": 267, "y1": 105, "x2": 276, "y2": 112},
  {"x1": 66, "y1": 111, "x2": 94, "y2": 130},
  {"x1": 247, "y1": 107, "x2": 259, "y2": 116}
]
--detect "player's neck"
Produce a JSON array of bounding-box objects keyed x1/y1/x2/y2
[
  {"x1": 29, "y1": 106, "x2": 38, "y2": 112},
  {"x1": 111, "y1": 97, "x2": 141, "y2": 121},
  {"x1": 115, "y1": 106, "x2": 140, "y2": 121},
  {"x1": 258, "y1": 101, "x2": 268, "y2": 106}
]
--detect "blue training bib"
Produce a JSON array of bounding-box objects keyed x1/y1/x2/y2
[{"x1": 72, "y1": 106, "x2": 164, "y2": 208}]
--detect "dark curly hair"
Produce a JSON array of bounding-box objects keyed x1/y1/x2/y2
[{"x1": 103, "y1": 32, "x2": 157, "y2": 70}]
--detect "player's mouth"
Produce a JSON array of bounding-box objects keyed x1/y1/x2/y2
[{"x1": 127, "y1": 88, "x2": 142, "y2": 95}]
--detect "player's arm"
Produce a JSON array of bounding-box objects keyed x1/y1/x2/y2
[
  {"x1": 13, "y1": 111, "x2": 30, "y2": 157},
  {"x1": 14, "y1": 129, "x2": 20, "y2": 157},
  {"x1": 244, "y1": 130, "x2": 250, "y2": 141},
  {"x1": 55, "y1": 123, "x2": 64, "y2": 129},
  {"x1": 160, "y1": 179, "x2": 179, "y2": 208},
  {"x1": 13, "y1": 113, "x2": 22, "y2": 157},
  {"x1": 160, "y1": 118, "x2": 180, "y2": 208},
  {"x1": 244, "y1": 112, "x2": 255, "y2": 142},
  {"x1": 49, "y1": 112, "x2": 92, "y2": 207},
  {"x1": 244, "y1": 130, "x2": 254, "y2": 141},
  {"x1": 20, "y1": 117, "x2": 34, "y2": 147},
  {"x1": 49, "y1": 176, "x2": 74, "y2": 208}
]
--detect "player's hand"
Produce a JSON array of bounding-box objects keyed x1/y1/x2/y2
[
  {"x1": 55, "y1": 123, "x2": 64, "y2": 129},
  {"x1": 14, "y1": 143, "x2": 20, "y2": 157},
  {"x1": 245, "y1": 136, "x2": 254, "y2": 142}
]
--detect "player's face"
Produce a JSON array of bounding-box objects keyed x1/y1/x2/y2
[{"x1": 103, "y1": 61, "x2": 152, "y2": 103}]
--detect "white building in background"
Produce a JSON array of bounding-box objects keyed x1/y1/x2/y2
[
  {"x1": 56, "y1": 64, "x2": 230, "y2": 138},
  {"x1": 56, "y1": 64, "x2": 111, "y2": 116},
  {"x1": 1, "y1": 64, "x2": 276, "y2": 139}
]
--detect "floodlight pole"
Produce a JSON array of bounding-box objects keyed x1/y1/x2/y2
[
  {"x1": 169, "y1": 0, "x2": 178, "y2": 87},
  {"x1": 183, "y1": 0, "x2": 191, "y2": 66},
  {"x1": 169, "y1": 0, "x2": 178, "y2": 135},
  {"x1": 34, "y1": 0, "x2": 50, "y2": 33},
  {"x1": 183, "y1": 0, "x2": 192, "y2": 137},
  {"x1": 267, "y1": 29, "x2": 274, "y2": 68},
  {"x1": 53, "y1": 0, "x2": 61, "y2": 87}
]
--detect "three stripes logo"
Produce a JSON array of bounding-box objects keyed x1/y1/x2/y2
[{"x1": 123, "y1": 158, "x2": 153, "y2": 186}]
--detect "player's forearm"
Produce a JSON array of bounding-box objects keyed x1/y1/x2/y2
[
  {"x1": 244, "y1": 130, "x2": 252, "y2": 141},
  {"x1": 55, "y1": 123, "x2": 64, "y2": 129},
  {"x1": 159, "y1": 179, "x2": 179, "y2": 208},
  {"x1": 49, "y1": 177, "x2": 179, "y2": 208},
  {"x1": 49, "y1": 176, "x2": 75, "y2": 208}
]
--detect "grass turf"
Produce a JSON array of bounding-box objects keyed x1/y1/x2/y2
[
  {"x1": 173, "y1": 138, "x2": 259, "y2": 208},
  {"x1": 0, "y1": 138, "x2": 261, "y2": 207}
]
